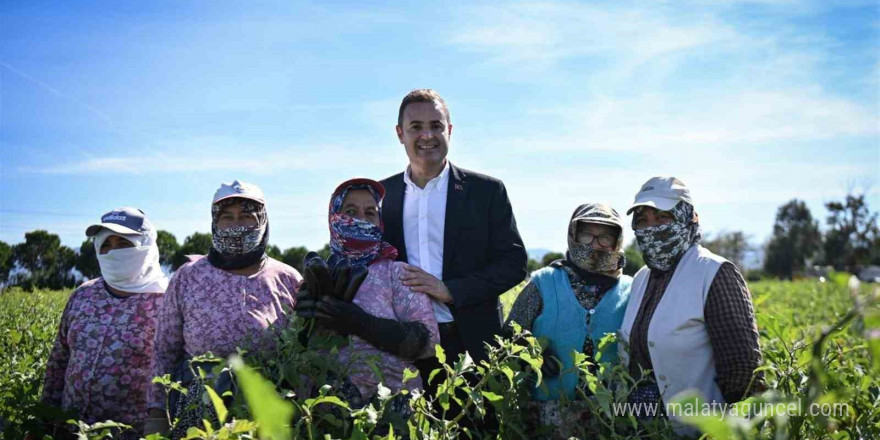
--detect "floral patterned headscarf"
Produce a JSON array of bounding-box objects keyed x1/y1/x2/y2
[
  {"x1": 632, "y1": 201, "x2": 701, "y2": 272},
  {"x1": 328, "y1": 179, "x2": 398, "y2": 268},
  {"x1": 207, "y1": 198, "x2": 269, "y2": 270},
  {"x1": 566, "y1": 203, "x2": 626, "y2": 278}
]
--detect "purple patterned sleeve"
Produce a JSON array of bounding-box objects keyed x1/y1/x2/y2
[
  {"x1": 41, "y1": 291, "x2": 77, "y2": 406},
  {"x1": 148, "y1": 269, "x2": 186, "y2": 409},
  {"x1": 390, "y1": 262, "x2": 440, "y2": 359}
]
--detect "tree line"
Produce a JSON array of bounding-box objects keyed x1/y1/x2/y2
[{"x1": 0, "y1": 192, "x2": 876, "y2": 290}]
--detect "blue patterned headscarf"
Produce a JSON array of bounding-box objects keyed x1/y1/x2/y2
[{"x1": 328, "y1": 180, "x2": 398, "y2": 268}]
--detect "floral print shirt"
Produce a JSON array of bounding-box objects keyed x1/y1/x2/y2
[
  {"x1": 148, "y1": 256, "x2": 301, "y2": 409},
  {"x1": 338, "y1": 259, "x2": 440, "y2": 399},
  {"x1": 42, "y1": 278, "x2": 164, "y2": 435}
]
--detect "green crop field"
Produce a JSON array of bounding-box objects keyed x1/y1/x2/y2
[{"x1": 1, "y1": 278, "x2": 878, "y2": 439}]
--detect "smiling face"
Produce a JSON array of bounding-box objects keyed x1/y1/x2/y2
[
  {"x1": 632, "y1": 206, "x2": 676, "y2": 230},
  {"x1": 396, "y1": 100, "x2": 452, "y2": 173},
  {"x1": 340, "y1": 189, "x2": 380, "y2": 227},
  {"x1": 99, "y1": 235, "x2": 135, "y2": 254}
]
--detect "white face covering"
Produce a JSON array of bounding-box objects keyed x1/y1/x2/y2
[{"x1": 94, "y1": 229, "x2": 169, "y2": 294}]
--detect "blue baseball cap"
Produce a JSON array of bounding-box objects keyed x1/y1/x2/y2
[{"x1": 85, "y1": 207, "x2": 154, "y2": 237}]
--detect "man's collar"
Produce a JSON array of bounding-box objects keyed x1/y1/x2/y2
[{"x1": 404, "y1": 161, "x2": 451, "y2": 189}]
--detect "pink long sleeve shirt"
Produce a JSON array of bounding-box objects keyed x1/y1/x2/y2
[
  {"x1": 42, "y1": 278, "x2": 164, "y2": 435},
  {"x1": 148, "y1": 256, "x2": 301, "y2": 409},
  {"x1": 338, "y1": 258, "x2": 440, "y2": 399}
]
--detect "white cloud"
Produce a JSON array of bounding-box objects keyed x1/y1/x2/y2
[
  {"x1": 508, "y1": 88, "x2": 878, "y2": 154},
  {"x1": 448, "y1": 2, "x2": 740, "y2": 77},
  {"x1": 17, "y1": 141, "x2": 401, "y2": 175}
]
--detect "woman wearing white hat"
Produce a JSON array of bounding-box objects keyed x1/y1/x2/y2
[
  {"x1": 145, "y1": 180, "x2": 302, "y2": 437},
  {"x1": 42, "y1": 208, "x2": 168, "y2": 439},
  {"x1": 618, "y1": 177, "x2": 762, "y2": 430}
]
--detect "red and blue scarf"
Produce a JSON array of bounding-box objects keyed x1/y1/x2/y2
[{"x1": 328, "y1": 183, "x2": 398, "y2": 268}]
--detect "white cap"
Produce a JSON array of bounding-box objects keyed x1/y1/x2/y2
[
  {"x1": 627, "y1": 176, "x2": 693, "y2": 215},
  {"x1": 212, "y1": 180, "x2": 266, "y2": 205}
]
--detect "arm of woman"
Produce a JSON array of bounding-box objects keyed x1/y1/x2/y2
[
  {"x1": 314, "y1": 296, "x2": 434, "y2": 360},
  {"x1": 41, "y1": 292, "x2": 78, "y2": 406},
  {"x1": 391, "y1": 262, "x2": 439, "y2": 360},
  {"x1": 704, "y1": 262, "x2": 763, "y2": 403},
  {"x1": 503, "y1": 280, "x2": 543, "y2": 335},
  {"x1": 147, "y1": 273, "x2": 187, "y2": 411},
  {"x1": 314, "y1": 263, "x2": 438, "y2": 360}
]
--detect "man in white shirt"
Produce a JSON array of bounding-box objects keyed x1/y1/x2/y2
[{"x1": 380, "y1": 89, "x2": 528, "y2": 390}]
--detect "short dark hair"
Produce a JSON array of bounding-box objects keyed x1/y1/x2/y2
[{"x1": 397, "y1": 89, "x2": 451, "y2": 127}]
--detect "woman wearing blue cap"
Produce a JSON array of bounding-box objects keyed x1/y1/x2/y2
[
  {"x1": 42, "y1": 208, "x2": 168, "y2": 439},
  {"x1": 619, "y1": 176, "x2": 762, "y2": 433}
]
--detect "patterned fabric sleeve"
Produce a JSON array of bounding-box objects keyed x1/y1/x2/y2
[
  {"x1": 148, "y1": 271, "x2": 187, "y2": 410},
  {"x1": 704, "y1": 262, "x2": 763, "y2": 403},
  {"x1": 504, "y1": 279, "x2": 543, "y2": 334},
  {"x1": 390, "y1": 263, "x2": 440, "y2": 360},
  {"x1": 41, "y1": 291, "x2": 78, "y2": 406}
]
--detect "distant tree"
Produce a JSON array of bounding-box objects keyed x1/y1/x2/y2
[
  {"x1": 541, "y1": 252, "x2": 564, "y2": 267},
  {"x1": 526, "y1": 259, "x2": 542, "y2": 273},
  {"x1": 281, "y1": 246, "x2": 309, "y2": 272},
  {"x1": 703, "y1": 231, "x2": 751, "y2": 269},
  {"x1": 172, "y1": 232, "x2": 213, "y2": 270},
  {"x1": 156, "y1": 230, "x2": 180, "y2": 268},
  {"x1": 0, "y1": 240, "x2": 12, "y2": 284},
  {"x1": 822, "y1": 193, "x2": 879, "y2": 272},
  {"x1": 764, "y1": 199, "x2": 821, "y2": 279},
  {"x1": 266, "y1": 245, "x2": 283, "y2": 260},
  {"x1": 9, "y1": 230, "x2": 76, "y2": 290},
  {"x1": 75, "y1": 238, "x2": 101, "y2": 280},
  {"x1": 623, "y1": 242, "x2": 644, "y2": 276}
]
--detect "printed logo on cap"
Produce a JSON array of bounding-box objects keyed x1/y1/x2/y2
[{"x1": 103, "y1": 214, "x2": 128, "y2": 222}]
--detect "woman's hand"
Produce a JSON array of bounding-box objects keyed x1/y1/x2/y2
[{"x1": 313, "y1": 296, "x2": 369, "y2": 336}]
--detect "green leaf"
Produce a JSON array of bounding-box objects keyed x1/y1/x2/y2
[
  {"x1": 204, "y1": 384, "x2": 228, "y2": 424},
  {"x1": 435, "y1": 344, "x2": 446, "y2": 364},
  {"x1": 402, "y1": 367, "x2": 420, "y2": 384},
  {"x1": 382, "y1": 423, "x2": 395, "y2": 439},
  {"x1": 306, "y1": 395, "x2": 350, "y2": 409},
  {"x1": 481, "y1": 391, "x2": 503, "y2": 402},
  {"x1": 453, "y1": 351, "x2": 474, "y2": 374},
  {"x1": 9, "y1": 329, "x2": 21, "y2": 345},
  {"x1": 668, "y1": 392, "x2": 732, "y2": 440},
  {"x1": 229, "y1": 356, "x2": 293, "y2": 440}
]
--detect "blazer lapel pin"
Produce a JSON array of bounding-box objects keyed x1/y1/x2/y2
[{"x1": 454, "y1": 183, "x2": 463, "y2": 191}]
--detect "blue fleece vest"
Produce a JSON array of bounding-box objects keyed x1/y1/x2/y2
[{"x1": 531, "y1": 266, "x2": 632, "y2": 401}]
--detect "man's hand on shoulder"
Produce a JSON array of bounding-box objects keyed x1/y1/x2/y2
[{"x1": 400, "y1": 264, "x2": 453, "y2": 304}]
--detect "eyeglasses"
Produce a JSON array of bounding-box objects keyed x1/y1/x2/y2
[{"x1": 579, "y1": 232, "x2": 616, "y2": 247}]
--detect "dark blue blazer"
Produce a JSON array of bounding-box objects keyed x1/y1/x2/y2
[{"x1": 380, "y1": 163, "x2": 528, "y2": 360}]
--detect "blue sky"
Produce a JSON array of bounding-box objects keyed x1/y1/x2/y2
[{"x1": 2, "y1": 0, "x2": 878, "y2": 258}]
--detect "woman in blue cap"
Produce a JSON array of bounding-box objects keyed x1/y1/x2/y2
[{"x1": 43, "y1": 208, "x2": 168, "y2": 439}]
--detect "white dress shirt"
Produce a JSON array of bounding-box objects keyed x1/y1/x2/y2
[{"x1": 402, "y1": 161, "x2": 454, "y2": 323}]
